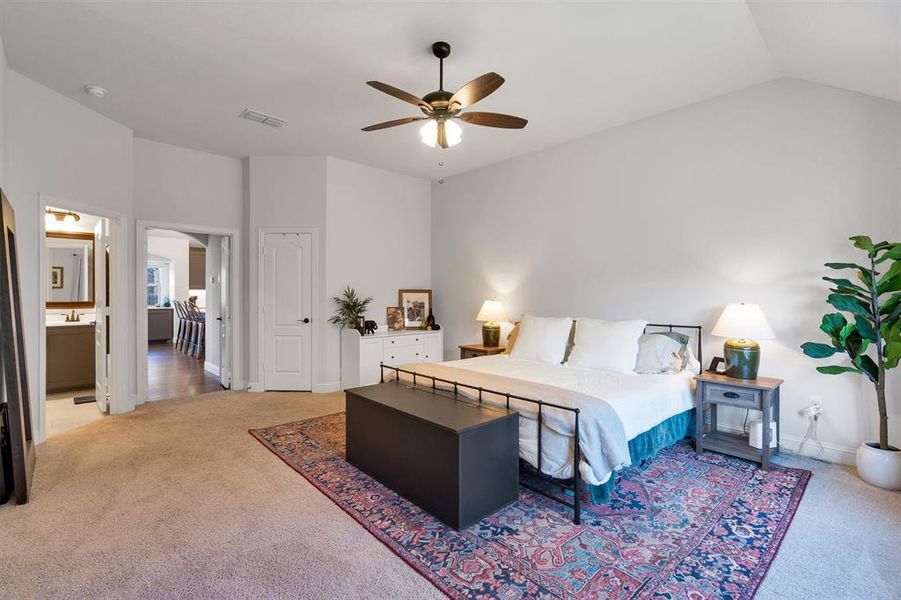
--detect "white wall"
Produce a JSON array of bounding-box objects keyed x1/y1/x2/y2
[
  {"x1": 432, "y1": 78, "x2": 901, "y2": 463},
  {"x1": 246, "y1": 156, "x2": 327, "y2": 389},
  {"x1": 325, "y1": 157, "x2": 431, "y2": 384},
  {"x1": 133, "y1": 137, "x2": 243, "y2": 389},
  {"x1": 2, "y1": 70, "x2": 246, "y2": 437},
  {"x1": 5, "y1": 69, "x2": 134, "y2": 432},
  {"x1": 133, "y1": 138, "x2": 243, "y2": 229},
  {"x1": 245, "y1": 155, "x2": 431, "y2": 390}
]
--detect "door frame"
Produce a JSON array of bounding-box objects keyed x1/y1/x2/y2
[
  {"x1": 135, "y1": 220, "x2": 242, "y2": 404},
  {"x1": 38, "y1": 194, "x2": 127, "y2": 444},
  {"x1": 257, "y1": 227, "x2": 320, "y2": 392}
]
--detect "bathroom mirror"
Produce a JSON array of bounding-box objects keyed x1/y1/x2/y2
[{"x1": 46, "y1": 232, "x2": 95, "y2": 308}]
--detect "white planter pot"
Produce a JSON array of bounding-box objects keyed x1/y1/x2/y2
[{"x1": 856, "y1": 442, "x2": 901, "y2": 491}]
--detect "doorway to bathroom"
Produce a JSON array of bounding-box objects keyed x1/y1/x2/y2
[
  {"x1": 136, "y1": 221, "x2": 239, "y2": 404},
  {"x1": 40, "y1": 203, "x2": 122, "y2": 440}
]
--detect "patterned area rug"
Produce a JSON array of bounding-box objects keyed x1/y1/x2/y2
[{"x1": 250, "y1": 413, "x2": 810, "y2": 599}]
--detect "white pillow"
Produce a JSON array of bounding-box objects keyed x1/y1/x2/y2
[
  {"x1": 509, "y1": 314, "x2": 573, "y2": 364},
  {"x1": 566, "y1": 318, "x2": 648, "y2": 373},
  {"x1": 635, "y1": 333, "x2": 686, "y2": 374}
]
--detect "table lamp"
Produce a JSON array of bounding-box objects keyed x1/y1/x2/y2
[
  {"x1": 711, "y1": 303, "x2": 775, "y2": 379},
  {"x1": 476, "y1": 300, "x2": 508, "y2": 347}
]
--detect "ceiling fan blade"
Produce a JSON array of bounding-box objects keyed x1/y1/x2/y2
[
  {"x1": 366, "y1": 81, "x2": 431, "y2": 111},
  {"x1": 361, "y1": 117, "x2": 426, "y2": 132},
  {"x1": 458, "y1": 112, "x2": 528, "y2": 129},
  {"x1": 437, "y1": 121, "x2": 448, "y2": 149},
  {"x1": 448, "y1": 72, "x2": 505, "y2": 110}
]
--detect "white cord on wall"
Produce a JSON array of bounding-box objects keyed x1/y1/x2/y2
[{"x1": 796, "y1": 402, "x2": 825, "y2": 460}]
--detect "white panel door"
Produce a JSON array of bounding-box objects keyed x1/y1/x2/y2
[
  {"x1": 263, "y1": 232, "x2": 312, "y2": 390},
  {"x1": 218, "y1": 235, "x2": 231, "y2": 388},
  {"x1": 94, "y1": 219, "x2": 109, "y2": 414}
]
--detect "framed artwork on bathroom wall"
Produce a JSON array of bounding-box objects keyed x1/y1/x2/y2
[{"x1": 50, "y1": 267, "x2": 64, "y2": 289}]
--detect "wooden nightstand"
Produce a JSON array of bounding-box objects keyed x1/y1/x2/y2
[
  {"x1": 694, "y1": 372, "x2": 783, "y2": 471},
  {"x1": 459, "y1": 343, "x2": 506, "y2": 359}
]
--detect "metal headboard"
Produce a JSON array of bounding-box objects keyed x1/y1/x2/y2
[{"x1": 644, "y1": 323, "x2": 703, "y2": 372}]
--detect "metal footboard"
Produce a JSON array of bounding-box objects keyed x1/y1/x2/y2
[{"x1": 379, "y1": 364, "x2": 584, "y2": 525}]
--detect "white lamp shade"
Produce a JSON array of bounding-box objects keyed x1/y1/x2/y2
[
  {"x1": 711, "y1": 303, "x2": 775, "y2": 340},
  {"x1": 476, "y1": 300, "x2": 508, "y2": 323}
]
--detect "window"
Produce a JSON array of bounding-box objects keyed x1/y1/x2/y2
[
  {"x1": 147, "y1": 267, "x2": 162, "y2": 307},
  {"x1": 146, "y1": 259, "x2": 171, "y2": 307}
]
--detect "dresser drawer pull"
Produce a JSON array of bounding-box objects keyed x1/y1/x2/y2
[{"x1": 724, "y1": 391, "x2": 740, "y2": 399}]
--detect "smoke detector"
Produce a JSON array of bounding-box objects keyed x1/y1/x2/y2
[
  {"x1": 84, "y1": 84, "x2": 108, "y2": 98},
  {"x1": 239, "y1": 108, "x2": 286, "y2": 128}
]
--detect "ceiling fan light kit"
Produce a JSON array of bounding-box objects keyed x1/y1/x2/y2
[{"x1": 363, "y1": 41, "x2": 527, "y2": 149}]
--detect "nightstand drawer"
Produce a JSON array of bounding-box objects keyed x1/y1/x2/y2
[{"x1": 703, "y1": 384, "x2": 760, "y2": 409}]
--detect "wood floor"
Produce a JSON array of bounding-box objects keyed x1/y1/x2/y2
[{"x1": 147, "y1": 342, "x2": 224, "y2": 401}]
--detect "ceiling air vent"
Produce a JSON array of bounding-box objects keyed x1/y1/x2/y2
[{"x1": 239, "y1": 108, "x2": 286, "y2": 128}]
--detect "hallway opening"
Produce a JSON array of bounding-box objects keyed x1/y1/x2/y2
[{"x1": 138, "y1": 224, "x2": 237, "y2": 403}]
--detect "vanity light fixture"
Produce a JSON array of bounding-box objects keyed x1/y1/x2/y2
[{"x1": 45, "y1": 208, "x2": 81, "y2": 231}]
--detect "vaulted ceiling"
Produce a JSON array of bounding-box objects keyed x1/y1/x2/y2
[{"x1": 1, "y1": 1, "x2": 897, "y2": 179}]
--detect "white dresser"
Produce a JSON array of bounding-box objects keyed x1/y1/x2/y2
[{"x1": 340, "y1": 328, "x2": 443, "y2": 389}]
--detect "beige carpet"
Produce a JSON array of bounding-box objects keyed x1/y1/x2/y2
[
  {"x1": 1, "y1": 390, "x2": 898, "y2": 599},
  {"x1": 1, "y1": 390, "x2": 440, "y2": 599}
]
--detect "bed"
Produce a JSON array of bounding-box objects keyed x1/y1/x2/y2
[{"x1": 383, "y1": 323, "x2": 702, "y2": 523}]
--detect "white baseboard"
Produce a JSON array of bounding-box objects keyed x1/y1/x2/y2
[
  {"x1": 245, "y1": 380, "x2": 339, "y2": 393},
  {"x1": 715, "y1": 423, "x2": 856, "y2": 465},
  {"x1": 313, "y1": 380, "x2": 341, "y2": 393},
  {"x1": 204, "y1": 361, "x2": 219, "y2": 376}
]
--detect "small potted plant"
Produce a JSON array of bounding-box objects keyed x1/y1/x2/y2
[
  {"x1": 801, "y1": 235, "x2": 901, "y2": 490},
  {"x1": 328, "y1": 286, "x2": 372, "y2": 334}
]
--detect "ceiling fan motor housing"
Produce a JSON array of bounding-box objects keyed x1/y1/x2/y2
[{"x1": 431, "y1": 41, "x2": 451, "y2": 59}]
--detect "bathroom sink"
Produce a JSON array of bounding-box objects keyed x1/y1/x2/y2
[{"x1": 46, "y1": 320, "x2": 95, "y2": 327}]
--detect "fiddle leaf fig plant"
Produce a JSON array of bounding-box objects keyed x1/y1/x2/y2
[
  {"x1": 327, "y1": 286, "x2": 372, "y2": 329},
  {"x1": 801, "y1": 236, "x2": 901, "y2": 450}
]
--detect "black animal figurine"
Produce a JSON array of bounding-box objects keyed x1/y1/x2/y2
[{"x1": 363, "y1": 320, "x2": 378, "y2": 335}]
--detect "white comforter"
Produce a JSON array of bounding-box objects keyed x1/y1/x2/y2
[{"x1": 393, "y1": 355, "x2": 696, "y2": 486}]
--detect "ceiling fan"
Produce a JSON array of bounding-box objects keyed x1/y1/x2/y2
[{"x1": 362, "y1": 41, "x2": 527, "y2": 149}]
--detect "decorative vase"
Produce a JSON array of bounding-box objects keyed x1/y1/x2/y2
[{"x1": 856, "y1": 442, "x2": 901, "y2": 490}]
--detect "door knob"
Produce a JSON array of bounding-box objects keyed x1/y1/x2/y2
[{"x1": 300, "y1": 318, "x2": 311, "y2": 324}]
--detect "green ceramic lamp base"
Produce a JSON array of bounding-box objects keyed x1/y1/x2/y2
[
  {"x1": 481, "y1": 323, "x2": 501, "y2": 347},
  {"x1": 723, "y1": 338, "x2": 760, "y2": 379}
]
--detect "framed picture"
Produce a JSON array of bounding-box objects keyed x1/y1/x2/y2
[
  {"x1": 386, "y1": 306, "x2": 405, "y2": 331},
  {"x1": 398, "y1": 288, "x2": 431, "y2": 329},
  {"x1": 51, "y1": 266, "x2": 64, "y2": 289}
]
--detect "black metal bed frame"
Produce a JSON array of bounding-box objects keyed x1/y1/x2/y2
[{"x1": 379, "y1": 323, "x2": 702, "y2": 525}]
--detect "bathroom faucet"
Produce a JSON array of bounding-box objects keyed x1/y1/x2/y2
[{"x1": 65, "y1": 310, "x2": 80, "y2": 323}]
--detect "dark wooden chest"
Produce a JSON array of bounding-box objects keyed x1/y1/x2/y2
[{"x1": 346, "y1": 383, "x2": 519, "y2": 530}]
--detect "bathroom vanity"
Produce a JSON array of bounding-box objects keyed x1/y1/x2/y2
[
  {"x1": 46, "y1": 323, "x2": 95, "y2": 392},
  {"x1": 45, "y1": 229, "x2": 98, "y2": 392}
]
